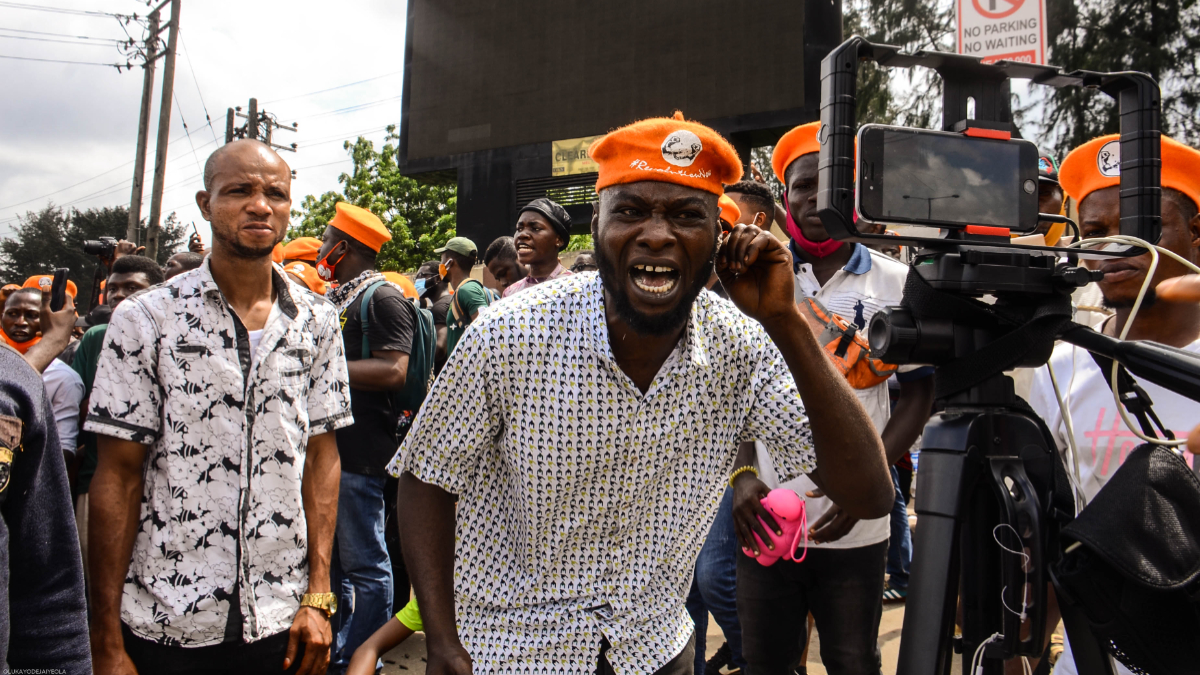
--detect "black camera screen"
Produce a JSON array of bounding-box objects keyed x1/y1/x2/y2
[{"x1": 878, "y1": 130, "x2": 1020, "y2": 229}]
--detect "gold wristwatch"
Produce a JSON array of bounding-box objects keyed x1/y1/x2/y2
[{"x1": 300, "y1": 592, "x2": 338, "y2": 617}]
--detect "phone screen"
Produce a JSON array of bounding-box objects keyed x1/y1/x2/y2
[{"x1": 860, "y1": 127, "x2": 1028, "y2": 230}]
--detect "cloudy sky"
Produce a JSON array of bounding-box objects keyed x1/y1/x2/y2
[{"x1": 0, "y1": 0, "x2": 408, "y2": 246}]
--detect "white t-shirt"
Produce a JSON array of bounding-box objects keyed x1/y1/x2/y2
[
  {"x1": 1030, "y1": 334, "x2": 1198, "y2": 675},
  {"x1": 755, "y1": 243, "x2": 928, "y2": 549},
  {"x1": 1029, "y1": 336, "x2": 1199, "y2": 504},
  {"x1": 43, "y1": 358, "x2": 85, "y2": 456},
  {"x1": 247, "y1": 300, "x2": 282, "y2": 375}
]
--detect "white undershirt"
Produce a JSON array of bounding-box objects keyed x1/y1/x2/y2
[{"x1": 247, "y1": 300, "x2": 282, "y2": 375}]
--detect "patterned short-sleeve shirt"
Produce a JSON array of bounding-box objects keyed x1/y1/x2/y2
[
  {"x1": 391, "y1": 272, "x2": 815, "y2": 674},
  {"x1": 84, "y1": 258, "x2": 353, "y2": 646}
]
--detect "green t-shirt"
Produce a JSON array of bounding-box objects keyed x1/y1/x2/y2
[
  {"x1": 446, "y1": 280, "x2": 490, "y2": 357},
  {"x1": 395, "y1": 595, "x2": 422, "y2": 631},
  {"x1": 71, "y1": 324, "x2": 108, "y2": 495}
]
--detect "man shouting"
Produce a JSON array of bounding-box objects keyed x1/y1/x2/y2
[{"x1": 393, "y1": 113, "x2": 894, "y2": 675}]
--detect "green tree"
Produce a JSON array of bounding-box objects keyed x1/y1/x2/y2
[
  {"x1": 1024, "y1": 0, "x2": 1200, "y2": 157},
  {"x1": 290, "y1": 125, "x2": 456, "y2": 272},
  {"x1": 0, "y1": 204, "x2": 186, "y2": 306}
]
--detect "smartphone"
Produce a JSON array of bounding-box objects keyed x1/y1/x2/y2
[
  {"x1": 49, "y1": 267, "x2": 69, "y2": 312},
  {"x1": 856, "y1": 124, "x2": 1040, "y2": 232}
]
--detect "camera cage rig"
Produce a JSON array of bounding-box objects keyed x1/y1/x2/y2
[
  {"x1": 816, "y1": 35, "x2": 1162, "y2": 258},
  {"x1": 809, "y1": 37, "x2": 1200, "y2": 675}
]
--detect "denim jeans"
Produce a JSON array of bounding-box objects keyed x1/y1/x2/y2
[
  {"x1": 685, "y1": 488, "x2": 745, "y2": 674},
  {"x1": 330, "y1": 471, "x2": 393, "y2": 674},
  {"x1": 886, "y1": 465, "x2": 912, "y2": 590},
  {"x1": 737, "y1": 540, "x2": 887, "y2": 675}
]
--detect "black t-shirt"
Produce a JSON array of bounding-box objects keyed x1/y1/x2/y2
[
  {"x1": 337, "y1": 283, "x2": 414, "y2": 475},
  {"x1": 429, "y1": 294, "x2": 451, "y2": 327}
]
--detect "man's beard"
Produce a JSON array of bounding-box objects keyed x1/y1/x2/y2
[
  {"x1": 214, "y1": 228, "x2": 280, "y2": 259},
  {"x1": 1102, "y1": 288, "x2": 1157, "y2": 310},
  {"x1": 594, "y1": 239, "x2": 715, "y2": 337}
]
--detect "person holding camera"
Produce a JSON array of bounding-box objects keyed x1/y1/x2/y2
[
  {"x1": 729, "y1": 121, "x2": 935, "y2": 675},
  {"x1": 1028, "y1": 134, "x2": 1200, "y2": 675}
]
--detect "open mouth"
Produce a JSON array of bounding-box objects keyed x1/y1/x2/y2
[{"x1": 630, "y1": 263, "x2": 680, "y2": 295}]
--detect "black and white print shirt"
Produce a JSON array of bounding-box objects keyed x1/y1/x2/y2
[
  {"x1": 84, "y1": 259, "x2": 352, "y2": 646},
  {"x1": 391, "y1": 272, "x2": 816, "y2": 675}
]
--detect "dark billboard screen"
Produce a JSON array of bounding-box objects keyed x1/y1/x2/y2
[{"x1": 402, "y1": 0, "x2": 807, "y2": 161}]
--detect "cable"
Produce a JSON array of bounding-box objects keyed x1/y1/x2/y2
[
  {"x1": 298, "y1": 94, "x2": 403, "y2": 121},
  {"x1": 0, "y1": 53, "x2": 121, "y2": 67},
  {"x1": 0, "y1": 26, "x2": 126, "y2": 41},
  {"x1": 971, "y1": 632, "x2": 1004, "y2": 675},
  {"x1": 992, "y1": 523, "x2": 1030, "y2": 622},
  {"x1": 1068, "y1": 235, "x2": 1200, "y2": 447},
  {"x1": 0, "y1": 2, "x2": 125, "y2": 18},
  {"x1": 176, "y1": 29, "x2": 218, "y2": 144},
  {"x1": 292, "y1": 158, "x2": 352, "y2": 172},
  {"x1": 174, "y1": 92, "x2": 205, "y2": 178},
  {"x1": 1046, "y1": 359, "x2": 1086, "y2": 511},
  {"x1": 262, "y1": 71, "x2": 403, "y2": 105},
  {"x1": 0, "y1": 33, "x2": 127, "y2": 47}
]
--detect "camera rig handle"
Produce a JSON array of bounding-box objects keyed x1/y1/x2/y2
[{"x1": 815, "y1": 36, "x2": 1162, "y2": 254}]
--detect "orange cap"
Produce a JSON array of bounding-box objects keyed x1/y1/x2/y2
[
  {"x1": 382, "y1": 272, "x2": 419, "y2": 300},
  {"x1": 282, "y1": 237, "x2": 322, "y2": 262},
  {"x1": 1060, "y1": 134, "x2": 1200, "y2": 211},
  {"x1": 283, "y1": 261, "x2": 326, "y2": 295},
  {"x1": 22, "y1": 275, "x2": 77, "y2": 298},
  {"x1": 718, "y1": 194, "x2": 741, "y2": 226},
  {"x1": 271, "y1": 243, "x2": 285, "y2": 264},
  {"x1": 772, "y1": 122, "x2": 822, "y2": 184},
  {"x1": 589, "y1": 111, "x2": 742, "y2": 197},
  {"x1": 330, "y1": 202, "x2": 392, "y2": 252}
]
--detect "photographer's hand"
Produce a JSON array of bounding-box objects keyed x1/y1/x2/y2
[
  {"x1": 188, "y1": 233, "x2": 205, "y2": 254},
  {"x1": 114, "y1": 240, "x2": 145, "y2": 260},
  {"x1": 22, "y1": 290, "x2": 75, "y2": 373}
]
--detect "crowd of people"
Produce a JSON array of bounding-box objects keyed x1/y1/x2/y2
[{"x1": 0, "y1": 108, "x2": 1197, "y2": 675}]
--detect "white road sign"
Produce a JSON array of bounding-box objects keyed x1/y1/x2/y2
[{"x1": 957, "y1": 0, "x2": 1048, "y2": 65}]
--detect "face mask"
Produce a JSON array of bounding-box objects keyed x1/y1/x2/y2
[
  {"x1": 783, "y1": 189, "x2": 843, "y2": 258},
  {"x1": 413, "y1": 278, "x2": 427, "y2": 294},
  {"x1": 438, "y1": 262, "x2": 450, "y2": 280},
  {"x1": 315, "y1": 245, "x2": 346, "y2": 282}
]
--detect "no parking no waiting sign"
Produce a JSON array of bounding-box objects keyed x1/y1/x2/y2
[{"x1": 957, "y1": 0, "x2": 1048, "y2": 64}]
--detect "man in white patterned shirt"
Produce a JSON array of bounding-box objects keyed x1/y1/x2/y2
[
  {"x1": 395, "y1": 113, "x2": 895, "y2": 675},
  {"x1": 86, "y1": 140, "x2": 351, "y2": 675}
]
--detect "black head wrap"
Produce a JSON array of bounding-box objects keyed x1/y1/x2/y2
[{"x1": 519, "y1": 198, "x2": 572, "y2": 250}]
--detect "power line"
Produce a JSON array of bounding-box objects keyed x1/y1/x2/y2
[
  {"x1": 0, "y1": 1, "x2": 125, "y2": 18},
  {"x1": 177, "y1": 29, "x2": 218, "y2": 144},
  {"x1": 174, "y1": 91, "x2": 205, "y2": 177},
  {"x1": 292, "y1": 158, "x2": 352, "y2": 172},
  {"x1": 0, "y1": 53, "x2": 122, "y2": 67},
  {"x1": 299, "y1": 94, "x2": 404, "y2": 121},
  {"x1": 0, "y1": 26, "x2": 128, "y2": 42},
  {"x1": 0, "y1": 33, "x2": 127, "y2": 47},
  {"x1": 262, "y1": 71, "x2": 402, "y2": 105}
]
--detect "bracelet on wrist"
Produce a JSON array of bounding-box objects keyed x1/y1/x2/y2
[{"x1": 729, "y1": 465, "x2": 759, "y2": 489}]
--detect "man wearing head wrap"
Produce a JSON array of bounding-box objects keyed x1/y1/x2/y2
[
  {"x1": 314, "y1": 202, "x2": 417, "y2": 673},
  {"x1": 393, "y1": 112, "x2": 893, "y2": 675},
  {"x1": 1027, "y1": 135, "x2": 1200, "y2": 675},
  {"x1": 502, "y1": 197, "x2": 573, "y2": 297}
]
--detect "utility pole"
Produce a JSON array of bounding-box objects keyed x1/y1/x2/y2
[
  {"x1": 126, "y1": 7, "x2": 160, "y2": 242},
  {"x1": 145, "y1": 0, "x2": 181, "y2": 262},
  {"x1": 226, "y1": 97, "x2": 298, "y2": 153}
]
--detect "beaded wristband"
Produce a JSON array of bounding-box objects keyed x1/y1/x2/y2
[{"x1": 728, "y1": 465, "x2": 760, "y2": 489}]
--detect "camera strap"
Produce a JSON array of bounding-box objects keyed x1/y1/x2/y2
[{"x1": 1087, "y1": 350, "x2": 1176, "y2": 442}]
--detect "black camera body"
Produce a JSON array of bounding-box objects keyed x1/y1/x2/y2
[{"x1": 83, "y1": 236, "x2": 118, "y2": 258}]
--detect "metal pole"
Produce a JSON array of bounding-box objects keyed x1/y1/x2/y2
[
  {"x1": 145, "y1": 0, "x2": 181, "y2": 262},
  {"x1": 225, "y1": 107, "x2": 235, "y2": 143},
  {"x1": 248, "y1": 97, "x2": 259, "y2": 141},
  {"x1": 126, "y1": 9, "x2": 159, "y2": 242}
]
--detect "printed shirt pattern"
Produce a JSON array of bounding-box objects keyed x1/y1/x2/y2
[
  {"x1": 391, "y1": 272, "x2": 816, "y2": 674},
  {"x1": 84, "y1": 259, "x2": 352, "y2": 646}
]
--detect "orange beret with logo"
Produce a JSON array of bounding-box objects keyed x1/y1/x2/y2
[
  {"x1": 271, "y1": 243, "x2": 285, "y2": 264},
  {"x1": 382, "y1": 272, "x2": 419, "y2": 300},
  {"x1": 282, "y1": 237, "x2": 322, "y2": 263},
  {"x1": 718, "y1": 194, "x2": 741, "y2": 226},
  {"x1": 284, "y1": 261, "x2": 326, "y2": 295},
  {"x1": 1060, "y1": 134, "x2": 1200, "y2": 211},
  {"x1": 23, "y1": 275, "x2": 77, "y2": 298},
  {"x1": 330, "y1": 202, "x2": 392, "y2": 253},
  {"x1": 772, "y1": 122, "x2": 821, "y2": 184},
  {"x1": 589, "y1": 111, "x2": 742, "y2": 196}
]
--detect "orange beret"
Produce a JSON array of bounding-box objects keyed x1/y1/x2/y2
[
  {"x1": 271, "y1": 243, "x2": 285, "y2": 264},
  {"x1": 589, "y1": 111, "x2": 742, "y2": 196},
  {"x1": 284, "y1": 261, "x2": 326, "y2": 295},
  {"x1": 23, "y1": 275, "x2": 77, "y2": 298},
  {"x1": 1061, "y1": 134, "x2": 1200, "y2": 212},
  {"x1": 282, "y1": 237, "x2": 322, "y2": 262},
  {"x1": 330, "y1": 202, "x2": 392, "y2": 253},
  {"x1": 772, "y1": 122, "x2": 821, "y2": 184},
  {"x1": 718, "y1": 194, "x2": 741, "y2": 226},
  {"x1": 382, "y1": 272, "x2": 419, "y2": 300}
]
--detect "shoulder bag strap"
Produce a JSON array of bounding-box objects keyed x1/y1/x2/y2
[{"x1": 359, "y1": 280, "x2": 389, "y2": 357}]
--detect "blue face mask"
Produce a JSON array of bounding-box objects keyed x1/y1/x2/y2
[{"x1": 414, "y1": 278, "x2": 427, "y2": 294}]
